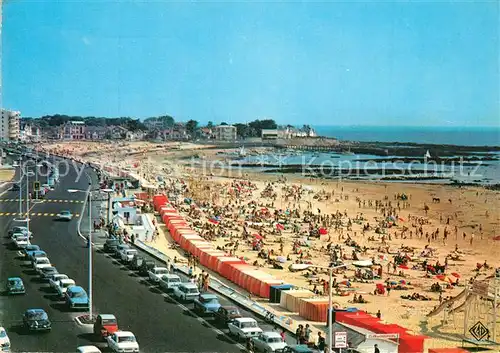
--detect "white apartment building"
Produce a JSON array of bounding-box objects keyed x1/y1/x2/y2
[
  {"x1": 59, "y1": 121, "x2": 86, "y2": 140},
  {"x1": 0, "y1": 109, "x2": 21, "y2": 141},
  {"x1": 214, "y1": 125, "x2": 237, "y2": 140}
]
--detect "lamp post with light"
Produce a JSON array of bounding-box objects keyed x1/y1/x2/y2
[{"x1": 67, "y1": 186, "x2": 113, "y2": 320}]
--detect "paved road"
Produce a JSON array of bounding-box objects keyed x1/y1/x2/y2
[{"x1": 0, "y1": 159, "x2": 243, "y2": 352}]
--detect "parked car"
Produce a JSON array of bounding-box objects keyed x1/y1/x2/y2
[
  {"x1": 65, "y1": 286, "x2": 89, "y2": 310},
  {"x1": 159, "y1": 274, "x2": 181, "y2": 291},
  {"x1": 39, "y1": 266, "x2": 58, "y2": 280},
  {"x1": 28, "y1": 250, "x2": 47, "y2": 262},
  {"x1": 251, "y1": 332, "x2": 287, "y2": 352},
  {"x1": 276, "y1": 345, "x2": 314, "y2": 353},
  {"x1": 22, "y1": 245, "x2": 40, "y2": 258},
  {"x1": 148, "y1": 267, "x2": 169, "y2": 283},
  {"x1": 114, "y1": 244, "x2": 129, "y2": 258},
  {"x1": 32, "y1": 257, "x2": 51, "y2": 273},
  {"x1": 194, "y1": 293, "x2": 221, "y2": 314},
  {"x1": 120, "y1": 248, "x2": 137, "y2": 263},
  {"x1": 172, "y1": 283, "x2": 200, "y2": 302},
  {"x1": 8, "y1": 226, "x2": 32, "y2": 237},
  {"x1": 0, "y1": 326, "x2": 10, "y2": 352},
  {"x1": 214, "y1": 306, "x2": 242, "y2": 323},
  {"x1": 23, "y1": 309, "x2": 51, "y2": 332},
  {"x1": 56, "y1": 279, "x2": 76, "y2": 297},
  {"x1": 56, "y1": 210, "x2": 73, "y2": 221},
  {"x1": 76, "y1": 346, "x2": 101, "y2": 353},
  {"x1": 227, "y1": 317, "x2": 263, "y2": 340},
  {"x1": 129, "y1": 255, "x2": 145, "y2": 270},
  {"x1": 10, "y1": 184, "x2": 19, "y2": 191},
  {"x1": 93, "y1": 314, "x2": 118, "y2": 340},
  {"x1": 105, "y1": 331, "x2": 139, "y2": 353},
  {"x1": 13, "y1": 235, "x2": 29, "y2": 249},
  {"x1": 48, "y1": 274, "x2": 69, "y2": 290},
  {"x1": 138, "y1": 260, "x2": 155, "y2": 276},
  {"x1": 103, "y1": 238, "x2": 119, "y2": 253},
  {"x1": 5, "y1": 277, "x2": 25, "y2": 295}
]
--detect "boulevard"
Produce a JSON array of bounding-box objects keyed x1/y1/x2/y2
[{"x1": 0, "y1": 157, "x2": 294, "y2": 352}]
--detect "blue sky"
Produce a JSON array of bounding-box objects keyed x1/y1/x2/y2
[{"x1": 2, "y1": 1, "x2": 499, "y2": 126}]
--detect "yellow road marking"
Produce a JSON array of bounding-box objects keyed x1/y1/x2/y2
[
  {"x1": 44, "y1": 213, "x2": 49, "y2": 216},
  {"x1": 49, "y1": 213, "x2": 55, "y2": 217},
  {"x1": 75, "y1": 213, "x2": 80, "y2": 217},
  {"x1": 37, "y1": 213, "x2": 43, "y2": 216}
]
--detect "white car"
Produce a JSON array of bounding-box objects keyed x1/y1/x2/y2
[
  {"x1": 0, "y1": 326, "x2": 10, "y2": 352},
  {"x1": 251, "y1": 331, "x2": 287, "y2": 352},
  {"x1": 49, "y1": 274, "x2": 69, "y2": 290},
  {"x1": 120, "y1": 248, "x2": 137, "y2": 263},
  {"x1": 228, "y1": 317, "x2": 263, "y2": 340},
  {"x1": 56, "y1": 279, "x2": 76, "y2": 297},
  {"x1": 148, "y1": 267, "x2": 169, "y2": 283},
  {"x1": 114, "y1": 244, "x2": 130, "y2": 258},
  {"x1": 32, "y1": 257, "x2": 51, "y2": 272},
  {"x1": 159, "y1": 274, "x2": 181, "y2": 291},
  {"x1": 14, "y1": 235, "x2": 30, "y2": 249},
  {"x1": 9, "y1": 226, "x2": 32, "y2": 238},
  {"x1": 56, "y1": 210, "x2": 73, "y2": 221},
  {"x1": 76, "y1": 346, "x2": 101, "y2": 353},
  {"x1": 106, "y1": 331, "x2": 139, "y2": 353},
  {"x1": 172, "y1": 282, "x2": 200, "y2": 302}
]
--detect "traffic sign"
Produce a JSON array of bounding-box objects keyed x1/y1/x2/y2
[{"x1": 334, "y1": 331, "x2": 348, "y2": 348}]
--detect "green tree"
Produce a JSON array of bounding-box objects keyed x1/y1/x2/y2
[
  {"x1": 185, "y1": 120, "x2": 198, "y2": 136},
  {"x1": 207, "y1": 121, "x2": 214, "y2": 128},
  {"x1": 220, "y1": 122, "x2": 228, "y2": 126},
  {"x1": 234, "y1": 123, "x2": 250, "y2": 138}
]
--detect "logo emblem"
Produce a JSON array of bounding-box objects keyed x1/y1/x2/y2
[{"x1": 469, "y1": 321, "x2": 489, "y2": 341}]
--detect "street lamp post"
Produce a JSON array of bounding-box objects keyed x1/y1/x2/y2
[
  {"x1": 68, "y1": 186, "x2": 114, "y2": 320},
  {"x1": 25, "y1": 170, "x2": 35, "y2": 235},
  {"x1": 17, "y1": 157, "x2": 22, "y2": 217},
  {"x1": 301, "y1": 263, "x2": 348, "y2": 352}
]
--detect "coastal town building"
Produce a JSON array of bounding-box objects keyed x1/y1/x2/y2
[
  {"x1": 126, "y1": 130, "x2": 146, "y2": 141},
  {"x1": 85, "y1": 126, "x2": 108, "y2": 140},
  {"x1": 214, "y1": 125, "x2": 237, "y2": 140},
  {"x1": 261, "y1": 129, "x2": 279, "y2": 140},
  {"x1": 19, "y1": 123, "x2": 41, "y2": 142},
  {"x1": 109, "y1": 125, "x2": 129, "y2": 139},
  {"x1": 0, "y1": 109, "x2": 21, "y2": 141},
  {"x1": 59, "y1": 121, "x2": 86, "y2": 140}
]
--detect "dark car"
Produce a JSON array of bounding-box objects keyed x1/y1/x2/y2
[
  {"x1": 103, "y1": 238, "x2": 119, "y2": 253},
  {"x1": 129, "y1": 254, "x2": 145, "y2": 270},
  {"x1": 214, "y1": 305, "x2": 242, "y2": 323},
  {"x1": 6, "y1": 277, "x2": 25, "y2": 295},
  {"x1": 23, "y1": 309, "x2": 51, "y2": 332},
  {"x1": 138, "y1": 260, "x2": 155, "y2": 275},
  {"x1": 10, "y1": 184, "x2": 20, "y2": 191},
  {"x1": 277, "y1": 345, "x2": 314, "y2": 353}
]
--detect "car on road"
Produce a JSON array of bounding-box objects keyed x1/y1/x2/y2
[
  {"x1": 114, "y1": 244, "x2": 130, "y2": 258},
  {"x1": 93, "y1": 314, "x2": 118, "y2": 340},
  {"x1": 39, "y1": 266, "x2": 58, "y2": 280},
  {"x1": 103, "y1": 238, "x2": 119, "y2": 253},
  {"x1": 23, "y1": 309, "x2": 51, "y2": 332},
  {"x1": 275, "y1": 345, "x2": 314, "y2": 353},
  {"x1": 32, "y1": 257, "x2": 51, "y2": 272},
  {"x1": 27, "y1": 250, "x2": 47, "y2": 261},
  {"x1": 214, "y1": 306, "x2": 242, "y2": 324},
  {"x1": 56, "y1": 210, "x2": 73, "y2": 221},
  {"x1": 65, "y1": 286, "x2": 89, "y2": 310},
  {"x1": 138, "y1": 260, "x2": 156, "y2": 276},
  {"x1": 56, "y1": 278, "x2": 76, "y2": 297},
  {"x1": 227, "y1": 317, "x2": 263, "y2": 340},
  {"x1": 22, "y1": 245, "x2": 40, "y2": 258},
  {"x1": 251, "y1": 332, "x2": 287, "y2": 352},
  {"x1": 8, "y1": 226, "x2": 32, "y2": 238},
  {"x1": 129, "y1": 254, "x2": 145, "y2": 270},
  {"x1": 12, "y1": 234, "x2": 29, "y2": 249},
  {"x1": 194, "y1": 293, "x2": 221, "y2": 315},
  {"x1": 0, "y1": 326, "x2": 11, "y2": 352},
  {"x1": 148, "y1": 267, "x2": 169, "y2": 283},
  {"x1": 120, "y1": 248, "x2": 138, "y2": 263},
  {"x1": 76, "y1": 346, "x2": 101, "y2": 353},
  {"x1": 10, "y1": 183, "x2": 19, "y2": 191},
  {"x1": 106, "y1": 331, "x2": 139, "y2": 353},
  {"x1": 172, "y1": 282, "x2": 200, "y2": 302},
  {"x1": 48, "y1": 273, "x2": 69, "y2": 290},
  {"x1": 159, "y1": 274, "x2": 181, "y2": 291},
  {"x1": 5, "y1": 277, "x2": 25, "y2": 295}
]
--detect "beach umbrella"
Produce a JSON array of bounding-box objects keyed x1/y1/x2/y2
[
  {"x1": 398, "y1": 265, "x2": 409, "y2": 270},
  {"x1": 493, "y1": 236, "x2": 500, "y2": 241},
  {"x1": 451, "y1": 272, "x2": 460, "y2": 278},
  {"x1": 276, "y1": 224, "x2": 285, "y2": 231},
  {"x1": 319, "y1": 227, "x2": 328, "y2": 235},
  {"x1": 208, "y1": 218, "x2": 219, "y2": 225},
  {"x1": 253, "y1": 234, "x2": 263, "y2": 240}
]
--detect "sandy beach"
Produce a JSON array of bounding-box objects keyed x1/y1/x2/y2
[{"x1": 35, "y1": 141, "x2": 500, "y2": 349}]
